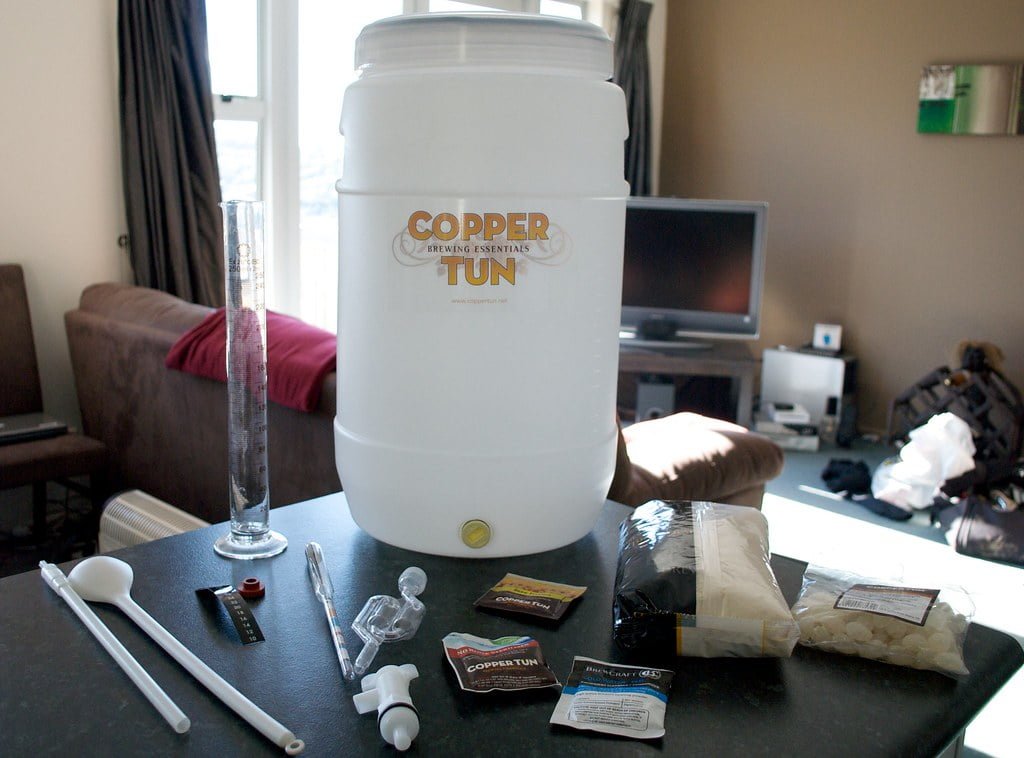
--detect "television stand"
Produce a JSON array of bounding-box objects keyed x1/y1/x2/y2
[
  {"x1": 619, "y1": 335, "x2": 715, "y2": 351},
  {"x1": 618, "y1": 340, "x2": 758, "y2": 427}
]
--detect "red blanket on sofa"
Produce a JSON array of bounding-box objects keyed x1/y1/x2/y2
[{"x1": 165, "y1": 309, "x2": 336, "y2": 412}]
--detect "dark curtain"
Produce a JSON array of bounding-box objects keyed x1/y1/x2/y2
[
  {"x1": 118, "y1": 0, "x2": 224, "y2": 306},
  {"x1": 613, "y1": 0, "x2": 653, "y2": 196}
]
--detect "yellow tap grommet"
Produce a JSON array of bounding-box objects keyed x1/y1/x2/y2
[{"x1": 460, "y1": 519, "x2": 491, "y2": 549}]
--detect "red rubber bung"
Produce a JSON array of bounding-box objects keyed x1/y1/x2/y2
[{"x1": 238, "y1": 577, "x2": 265, "y2": 599}]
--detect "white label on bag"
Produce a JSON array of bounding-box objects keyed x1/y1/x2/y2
[{"x1": 834, "y1": 584, "x2": 940, "y2": 626}]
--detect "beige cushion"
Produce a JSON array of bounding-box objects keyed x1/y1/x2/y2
[{"x1": 608, "y1": 412, "x2": 784, "y2": 508}]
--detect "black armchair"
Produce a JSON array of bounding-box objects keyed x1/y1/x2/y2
[{"x1": 0, "y1": 264, "x2": 108, "y2": 553}]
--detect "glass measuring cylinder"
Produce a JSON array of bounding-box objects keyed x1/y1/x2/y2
[{"x1": 214, "y1": 201, "x2": 288, "y2": 560}]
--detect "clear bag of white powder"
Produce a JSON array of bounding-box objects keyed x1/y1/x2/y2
[
  {"x1": 791, "y1": 564, "x2": 973, "y2": 678},
  {"x1": 613, "y1": 500, "x2": 800, "y2": 658}
]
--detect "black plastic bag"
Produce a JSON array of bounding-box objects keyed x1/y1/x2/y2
[
  {"x1": 613, "y1": 500, "x2": 799, "y2": 658},
  {"x1": 935, "y1": 496, "x2": 1024, "y2": 567}
]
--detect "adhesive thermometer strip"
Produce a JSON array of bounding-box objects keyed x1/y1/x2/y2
[{"x1": 197, "y1": 586, "x2": 265, "y2": 644}]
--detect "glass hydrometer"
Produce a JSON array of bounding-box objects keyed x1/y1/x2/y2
[{"x1": 214, "y1": 200, "x2": 288, "y2": 559}]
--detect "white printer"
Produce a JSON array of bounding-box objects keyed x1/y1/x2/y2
[{"x1": 760, "y1": 347, "x2": 857, "y2": 429}]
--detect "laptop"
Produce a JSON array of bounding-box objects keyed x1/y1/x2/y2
[{"x1": 0, "y1": 412, "x2": 68, "y2": 445}]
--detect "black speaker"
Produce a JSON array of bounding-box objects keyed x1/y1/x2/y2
[{"x1": 836, "y1": 394, "x2": 858, "y2": 447}]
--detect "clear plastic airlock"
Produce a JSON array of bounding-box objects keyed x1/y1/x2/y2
[{"x1": 351, "y1": 567, "x2": 427, "y2": 675}]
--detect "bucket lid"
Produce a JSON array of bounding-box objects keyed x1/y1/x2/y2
[{"x1": 354, "y1": 13, "x2": 612, "y2": 78}]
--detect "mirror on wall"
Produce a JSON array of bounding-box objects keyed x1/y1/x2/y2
[{"x1": 918, "y1": 64, "x2": 1023, "y2": 135}]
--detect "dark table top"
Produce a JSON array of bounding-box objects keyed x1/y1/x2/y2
[{"x1": 1, "y1": 494, "x2": 1021, "y2": 757}]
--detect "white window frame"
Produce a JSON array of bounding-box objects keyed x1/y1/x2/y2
[
  {"x1": 263, "y1": 0, "x2": 300, "y2": 316},
  {"x1": 406, "y1": 1, "x2": 586, "y2": 14},
  {"x1": 211, "y1": 0, "x2": 300, "y2": 315},
  {"x1": 212, "y1": 0, "x2": 608, "y2": 319}
]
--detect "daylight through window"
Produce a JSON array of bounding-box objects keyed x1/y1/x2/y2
[{"x1": 208, "y1": 0, "x2": 590, "y2": 331}]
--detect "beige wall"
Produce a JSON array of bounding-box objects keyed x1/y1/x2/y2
[
  {"x1": 4, "y1": 1, "x2": 1022, "y2": 436},
  {"x1": 661, "y1": 0, "x2": 1024, "y2": 433},
  {"x1": 0, "y1": 0, "x2": 127, "y2": 426}
]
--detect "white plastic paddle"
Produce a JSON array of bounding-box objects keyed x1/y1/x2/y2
[
  {"x1": 68, "y1": 556, "x2": 304, "y2": 755},
  {"x1": 40, "y1": 561, "x2": 190, "y2": 734}
]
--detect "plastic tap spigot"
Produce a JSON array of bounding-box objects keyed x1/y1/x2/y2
[{"x1": 352, "y1": 664, "x2": 419, "y2": 751}]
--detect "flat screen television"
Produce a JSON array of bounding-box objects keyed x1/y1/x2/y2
[{"x1": 619, "y1": 197, "x2": 768, "y2": 349}]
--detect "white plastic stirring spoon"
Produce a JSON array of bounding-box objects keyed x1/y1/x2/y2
[
  {"x1": 68, "y1": 556, "x2": 304, "y2": 755},
  {"x1": 40, "y1": 561, "x2": 190, "y2": 734}
]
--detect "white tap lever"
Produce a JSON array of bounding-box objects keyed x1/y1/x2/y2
[{"x1": 352, "y1": 664, "x2": 419, "y2": 751}]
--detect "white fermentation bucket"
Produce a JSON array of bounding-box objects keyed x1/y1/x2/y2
[{"x1": 335, "y1": 13, "x2": 627, "y2": 557}]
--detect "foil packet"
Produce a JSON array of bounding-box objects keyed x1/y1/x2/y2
[
  {"x1": 442, "y1": 632, "x2": 560, "y2": 693},
  {"x1": 474, "y1": 573, "x2": 586, "y2": 621}
]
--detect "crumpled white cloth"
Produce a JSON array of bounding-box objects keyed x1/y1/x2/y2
[{"x1": 872, "y1": 413, "x2": 976, "y2": 509}]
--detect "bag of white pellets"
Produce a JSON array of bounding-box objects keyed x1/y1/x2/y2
[{"x1": 791, "y1": 564, "x2": 973, "y2": 678}]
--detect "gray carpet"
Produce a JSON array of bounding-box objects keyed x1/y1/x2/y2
[{"x1": 764, "y1": 437, "x2": 951, "y2": 544}]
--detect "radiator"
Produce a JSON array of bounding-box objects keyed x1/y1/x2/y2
[{"x1": 98, "y1": 489, "x2": 210, "y2": 552}]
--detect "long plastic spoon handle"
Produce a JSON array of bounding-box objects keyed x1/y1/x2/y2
[
  {"x1": 117, "y1": 596, "x2": 304, "y2": 755},
  {"x1": 39, "y1": 562, "x2": 190, "y2": 734}
]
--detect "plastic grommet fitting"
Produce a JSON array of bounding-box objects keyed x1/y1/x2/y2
[
  {"x1": 460, "y1": 520, "x2": 491, "y2": 549},
  {"x1": 238, "y1": 577, "x2": 266, "y2": 599}
]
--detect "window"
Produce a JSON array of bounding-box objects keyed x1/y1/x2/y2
[
  {"x1": 208, "y1": 0, "x2": 592, "y2": 331},
  {"x1": 207, "y1": 1, "x2": 261, "y2": 204}
]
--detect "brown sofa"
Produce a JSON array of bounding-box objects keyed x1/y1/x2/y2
[{"x1": 64, "y1": 282, "x2": 783, "y2": 524}]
